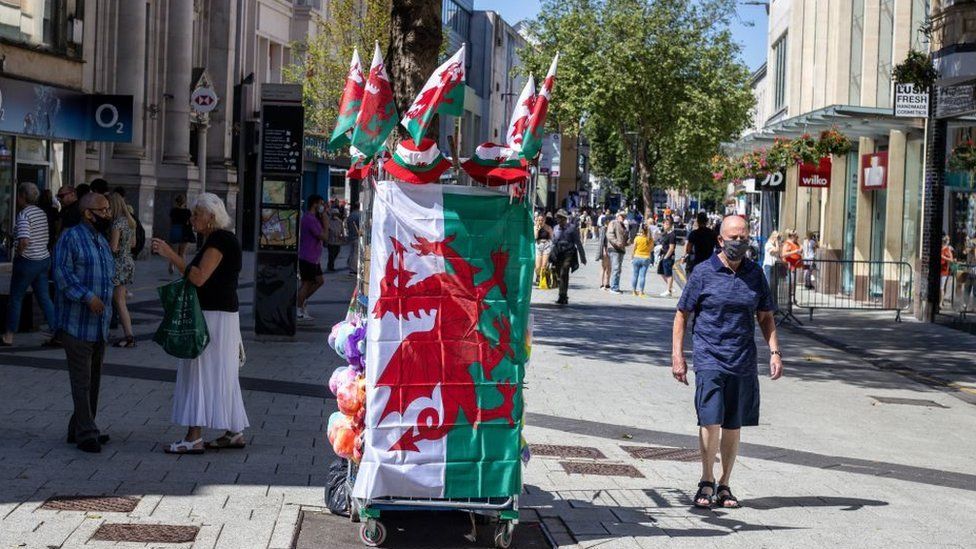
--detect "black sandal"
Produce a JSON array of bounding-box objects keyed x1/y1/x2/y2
[
  {"x1": 693, "y1": 480, "x2": 715, "y2": 508},
  {"x1": 715, "y1": 485, "x2": 741, "y2": 508}
]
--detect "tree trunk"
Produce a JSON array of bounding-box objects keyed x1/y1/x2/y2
[
  {"x1": 388, "y1": 0, "x2": 443, "y2": 140},
  {"x1": 638, "y1": 153, "x2": 654, "y2": 219}
]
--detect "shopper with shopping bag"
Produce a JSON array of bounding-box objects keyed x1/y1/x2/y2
[{"x1": 151, "y1": 193, "x2": 249, "y2": 455}]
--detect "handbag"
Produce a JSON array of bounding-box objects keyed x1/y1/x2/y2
[{"x1": 153, "y1": 278, "x2": 210, "y2": 359}]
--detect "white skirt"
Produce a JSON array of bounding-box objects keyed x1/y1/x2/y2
[{"x1": 171, "y1": 311, "x2": 250, "y2": 432}]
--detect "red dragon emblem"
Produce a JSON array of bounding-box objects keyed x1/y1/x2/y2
[
  {"x1": 405, "y1": 60, "x2": 464, "y2": 122},
  {"x1": 358, "y1": 63, "x2": 396, "y2": 138},
  {"x1": 372, "y1": 235, "x2": 516, "y2": 452},
  {"x1": 509, "y1": 95, "x2": 536, "y2": 146}
]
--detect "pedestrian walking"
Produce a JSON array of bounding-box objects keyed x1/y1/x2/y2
[
  {"x1": 107, "y1": 192, "x2": 136, "y2": 348},
  {"x1": 598, "y1": 217, "x2": 611, "y2": 290},
  {"x1": 762, "y1": 230, "x2": 781, "y2": 284},
  {"x1": 533, "y1": 214, "x2": 554, "y2": 286},
  {"x1": 607, "y1": 211, "x2": 629, "y2": 294},
  {"x1": 684, "y1": 212, "x2": 718, "y2": 277},
  {"x1": 56, "y1": 185, "x2": 81, "y2": 234},
  {"x1": 631, "y1": 224, "x2": 652, "y2": 296},
  {"x1": 656, "y1": 218, "x2": 677, "y2": 297},
  {"x1": 780, "y1": 230, "x2": 802, "y2": 272},
  {"x1": 151, "y1": 193, "x2": 249, "y2": 454},
  {"x1": 297, "y1": 195, "x2": 328, "y2": 321},
  {"x1": 53, "y1": 192, "x2": 115, "y2": 453},
  {"x1": 941, "y1": 235, "x2": 955, "y2": 303},
  {"x1": 168, "y1": 194, "x2": 193, "y2": 276},
  {"x1": 346, "y1": 203, "x2": 362, "y2": 277},
  {"x1": 551, "y1": 210, "x2": 586, "y2": 306},
  {"x1": 801, "y1": 232, "x2": 818, "y2": 289},
  {"x1": 325, "y1": 208, "x2": 344, "y2": 272},
  {"x1": 2, "y1": 183, "x2": 57, "y2": 347},
  {"x1": 671, "y1": 215, "x2": 783, "y2": 510}
]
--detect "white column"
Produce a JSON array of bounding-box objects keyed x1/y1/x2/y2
[
  {"x1": 163, "y1": 0, "x2": 194, "y2": 163},
  {"x1": 114, "y1": 0, "x2": 147, "y2": 156}
]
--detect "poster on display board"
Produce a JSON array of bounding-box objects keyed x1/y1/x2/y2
[
  {"x1": 861, "y1": 152, "x2": 888, "y2": 191},
  {"x1": 798, "y1": 158, "x2": 832, "y2": 188}
]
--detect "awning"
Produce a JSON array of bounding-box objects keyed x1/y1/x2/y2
[{"x1": 725, "y1": 105, "x2": 925, "y2": 155}]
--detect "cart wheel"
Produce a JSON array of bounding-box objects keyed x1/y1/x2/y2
[
  {"x1": 493, "y1": 521, "x2": 514, "y2": 548},
  {"x1": 359, "y1": 519, "x2": 386, "y2": 547}
]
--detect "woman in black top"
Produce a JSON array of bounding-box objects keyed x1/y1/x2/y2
[
  {"x1": 167, "y1": 194, "x2": 193, "y2": 275},
  {"x1": 151, "y1": 193, "x2": 249, "y2": 454},
  {"x1": 534, "y1": 214, "x2": 554, "y2": 286}
]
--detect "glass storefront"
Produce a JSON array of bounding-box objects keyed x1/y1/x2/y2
[
  {"x1": 842, "y1": 149, "x2": 860, "y2": 294},
  {"x1": 901, "y1": 140, "x2": 924, "y2": 265}
]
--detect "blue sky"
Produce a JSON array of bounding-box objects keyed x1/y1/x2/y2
[{"x1": 473, "y1": 0, "x2": 769, "y2": 72}]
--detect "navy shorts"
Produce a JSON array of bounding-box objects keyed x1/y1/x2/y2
[
  {"x1": 694, "y1": 370, "x2": 760, "y2": 429},
  {"x1": 298, "y1": 259, "x2": 323, "y2": 281},
  {"x1": 657, "y1": 257, "x2": 674, "y2": 277}
]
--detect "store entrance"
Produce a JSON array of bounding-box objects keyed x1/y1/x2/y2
[{"x1": 15, "y1": 164, "x2": 47, "y2": 190}]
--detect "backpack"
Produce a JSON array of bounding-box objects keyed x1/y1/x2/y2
[{"x1": 132, "y1": 218, "x2": 146, "y2": 257}]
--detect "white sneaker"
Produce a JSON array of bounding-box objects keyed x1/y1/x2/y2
[
  {"x1": 297, "y1": 309, "x2": 314, "y2": 321},
  {"x1": 658, "y1": 291, "x2": 672, "y2": 298},
  {"x1": 609, "y1": 289, "x2": 622, "y2": 295}
]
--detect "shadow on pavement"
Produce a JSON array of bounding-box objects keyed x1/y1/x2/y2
[{"x1": 742, "y1": 495, "x2": 889, "y2": 511}]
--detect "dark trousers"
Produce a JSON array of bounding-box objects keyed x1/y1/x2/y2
[
  {"x1": 557, "y1": 255, "x2": 574, "y2": 301},
  {"x1": 61, "y1": 331, "x2": 106, "y2": 443},
  {"x1": 326, "y1": 244, "x2": 341, "y2": 271}
]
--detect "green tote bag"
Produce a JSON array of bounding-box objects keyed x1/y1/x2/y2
[{"x1": 153, "y1": 278, "x2": 210, "y2": 359}]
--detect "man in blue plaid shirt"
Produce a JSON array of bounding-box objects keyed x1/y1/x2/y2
[{"x1": 53, "y1": 193, "x2": 115, "y2": 453}]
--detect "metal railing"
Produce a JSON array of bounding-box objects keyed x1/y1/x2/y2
[{"x1": 770, "y1": 259, "x2": 913, "y2": 323}]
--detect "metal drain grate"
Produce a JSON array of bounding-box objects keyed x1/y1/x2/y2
[
  {"x1": 870, "y1": 396, "x2": 948, "y2": 408},
  {"x1": 622, "y1": 445, "x2": 702, "y2": 462},
  {"x1": 560, "y1": 462, "x2": 644, "y2": 478},
  {"x1": 530, "y1": 444, "x2": 606, "y2": 459},
  {"x1": 40, "y1": 495, "x2": 140, "y2": 513},
  {"x1": 90, "y1": 524, "x2": 199, "y2": 543}
]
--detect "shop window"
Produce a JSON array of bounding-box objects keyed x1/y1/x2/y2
[
  {"x1": 0, "y1": 137, "x2": 12, "y2": 262},
  {"x1": 901, "y1": 140, "x2": 924, "y2": 264},
  {"x1": 850, "y1": 0, "x2": 864, "y2": 105}
]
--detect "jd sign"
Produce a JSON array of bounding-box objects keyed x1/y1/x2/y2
[{"x1": 757, "y1": 169, "x2": 786, "y2": 193}]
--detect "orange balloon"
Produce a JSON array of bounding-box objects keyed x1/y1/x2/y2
[
  {"x1": 332, "y1": 425, "x2": 356, "y2": 459},
  {"x1": 337, "y1": 378, "x2": 365, "y2": 415}
]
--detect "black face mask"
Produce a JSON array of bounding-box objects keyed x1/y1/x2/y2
[
  {"x1": 722, "y1": 238, "x2": 750, "y2": 261},
  {"x1": 91, "y1": 214, "x2": 112, "y2": 235}
]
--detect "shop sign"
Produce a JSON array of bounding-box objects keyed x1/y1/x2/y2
[
  {"x1": 798, "y1": 157, "x2": 832, "y2": 188},
  {"x1": 0, "y1": 76, "x2": 132, "y2": 142},
  {"x1": 755, "y1": 169, "x2": 786, "y2": 193},
  {"x1": 936, "y1": 85, "x2": 976, "y2": 119},
  {"x1": 893, "y1": 83, "x2": 929, "y2": 117},
  {"x1": 548, "y1": 133, "x2": 561, "y2": 177},
  {"x1": 861, "y1": 152, "x2": 888, "y2": 191},
  {"x1": 190, "y1": 86, "x2": 219, "y2": 114}
]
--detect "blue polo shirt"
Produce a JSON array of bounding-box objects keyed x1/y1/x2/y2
[{"x1": 677, "y1": 254, "x2": 775, "y2": 376}]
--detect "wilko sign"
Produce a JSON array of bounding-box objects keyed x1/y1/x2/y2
[
  {"x1": 798, "y1": 158, "x2": 832, "y2": 188},
  {"x1": 756, "y1": 169, "x2": 786, "y2": 193}
]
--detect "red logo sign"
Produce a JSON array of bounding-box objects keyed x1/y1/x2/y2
[
  {"x1": 861, "y1": 152, "x2": 888, "y2": 191},
  {"x1": 799, "y1": 157, "x2": 832, "y2": 188}
]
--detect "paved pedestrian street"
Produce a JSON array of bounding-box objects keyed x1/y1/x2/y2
[{"x1": 1, "y1": 244, "x2": 975, "y2": 548}]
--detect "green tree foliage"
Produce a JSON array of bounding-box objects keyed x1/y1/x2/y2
[
  {"x1": 283, "y1": 0, "x2": 392, "y2": 135},
  {"x1": 521, "y1": 0, "x2": 754, "y2": 214}
]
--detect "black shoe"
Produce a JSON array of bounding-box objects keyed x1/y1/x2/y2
[
  {"x1": 67, "y1": 433, "x2": 110, "y2": 445},
  {"x1": 555, "y1": 297, "x2": 568, "y2": 305},
  {"x1": 77, "y1": 439, "x2": 102, "y2": 453}
]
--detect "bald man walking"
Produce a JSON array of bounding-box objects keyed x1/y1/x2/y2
[{"x1": 671, "y1": 215, "x2": 783, "y2": 509}]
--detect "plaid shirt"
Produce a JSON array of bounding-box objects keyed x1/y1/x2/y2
[{"x1": 53, "y1": 223, "x2": 115, "y2": 342}]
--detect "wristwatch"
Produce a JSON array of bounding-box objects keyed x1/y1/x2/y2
[{"x1": 770, "y1": 350, "x2": 782, "y2": 357}]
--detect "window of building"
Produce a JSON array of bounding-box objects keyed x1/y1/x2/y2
[
  {"x1": 910, "y1": 0, "x2": 930, "y2": 51},
  {"x1": 442, "y1": 0, "x2": 470, "y2": 39},
  {"x1": 772, "y1": 33, "x2": 788, "y2": 111},
  {"x1": 901, "y1": 139, "x2": 924, "y2": 265},
  {"x1": 849, "y1": 0, "x2": 864, "y2": 105},
  {"x1": 877, "y1": 0, "x2": 895, "y2": 108},
  {"x1": 0, "y1": 0, "x2": 81, "y2": 57}
]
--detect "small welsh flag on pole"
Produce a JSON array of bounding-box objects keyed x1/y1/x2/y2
[
  {"x1": 401, "y1": 44, "x2": 466, "y2": 145},
  {"x1": 505, "y1": 76, "x2": 536, "y2": 154},
  {"x1": 351, "y1": 42, "x2": 399, "y2": 159},
  {"x1": 520, "y1": 53, "x2": 558, "y2": 161},
  {"x1": 328, "y1": 48, "x2": 366, "y2": 151}
]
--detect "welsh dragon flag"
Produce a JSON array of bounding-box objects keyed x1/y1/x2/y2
[
  {"x1": 351, "y1": 43, "x2": 399, "y2": 159},
  {"x1": 328, "y1": 48, "x2": 365, "y2": 151},
  {"x1": 520, "y1": 53, "x2": 559, "y2": 161},
  {"x1": 352, "y1": 181, "x2": 532, "y2": 500},
  {"x1": 505, "y1": 76, "x2": 535, "y2": 154},
  {"x1": 401, "y1": 45, "x2": 466, "y2": 145}
]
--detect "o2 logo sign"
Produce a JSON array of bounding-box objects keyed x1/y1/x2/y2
[
  {"x1": 94, "y1": 102, "x2": 124, "y2": 134},
  {"x1": 758, "y1": 170, "x2": 786, "y2": 193}
]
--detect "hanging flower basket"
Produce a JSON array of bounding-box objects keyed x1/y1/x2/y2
[
  {"x1": 816, "y1": 128, "x2": 853, "y2": 157},
  {"x1": 892, "y1": 50, "x2": 939, "y2": 92},
  {"x1": 789, "y1": 134, "x2": 819, "y2": 166},
  {"x1": 948, "y1": 140, "x2": 976, "y2": 172},
  {"x1": 766, "y1": 138, "x2": 792, "y2": 171}
]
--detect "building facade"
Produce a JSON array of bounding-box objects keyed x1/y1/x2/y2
[{"x1": 733, "y1": 0, "x2": 930, "y2": 310}]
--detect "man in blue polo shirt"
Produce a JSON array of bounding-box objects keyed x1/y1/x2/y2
[{"x1": 671, "y1": 215, "x2": 783, "y2": 510}]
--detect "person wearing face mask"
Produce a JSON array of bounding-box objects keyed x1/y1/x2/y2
[
  {"x1": 52, "y1": 193, "x2": 116, "y2": 453},
  {"x1": 297, "y1": 195, "x2": 328, "y2": 321},
  {"x1": 670, "y1": 215, "x2": 783, "y2": 510}
]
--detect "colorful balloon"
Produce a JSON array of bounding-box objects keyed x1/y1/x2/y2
[
  {"x1": 328, "y1": 366, "x2": 349, "y2": 396},
  {"x1": 332, "y1": 424, "x2": 356, "y2": 459}
]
